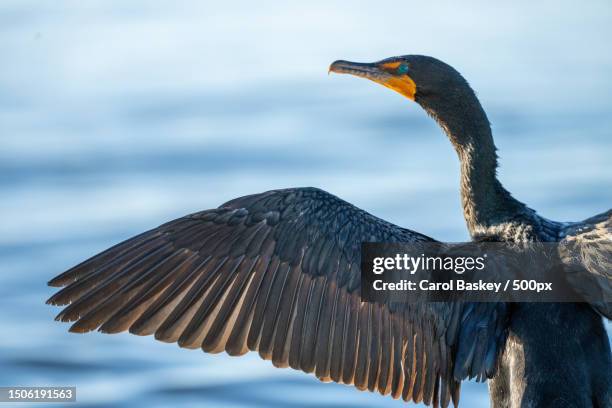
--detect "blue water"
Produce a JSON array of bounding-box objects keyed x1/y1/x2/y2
[{"x1": 1, "y1": 1, "x2": 611, "y2": 407}]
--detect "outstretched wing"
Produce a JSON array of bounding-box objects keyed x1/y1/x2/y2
[
  {"x1": 47, "y1": 187, "x2": 508, "y2": 407},
  {"x1": 559, "y1": 209, "x2": 612, "y2": 319}
]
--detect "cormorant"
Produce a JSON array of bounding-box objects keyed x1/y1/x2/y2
[
  {"x1": 47, "y1": 55, "x2": 611, "y2": 407},
  {"x1": 330, "y1": 57, "x2": 612, "y2": 407}
]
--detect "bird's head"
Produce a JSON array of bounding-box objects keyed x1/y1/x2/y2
[
  {"x1": 329, "y1": 55, "x2": 469, "y2": 106},
  {"x1": 329, "y1": 55, "x2": 491, "y2": 149}
]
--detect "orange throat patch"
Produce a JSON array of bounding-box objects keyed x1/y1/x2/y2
[{"x1": 380, "y1": 75, "x2": 417, "y2": 100}]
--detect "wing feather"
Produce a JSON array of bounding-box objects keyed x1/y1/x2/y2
[
  {"x1": 47, "y1": 187, "x2": 508, "y2": 406},
  {"x1": 559, "y1": 209, "x2": 612, "y2": 318}
]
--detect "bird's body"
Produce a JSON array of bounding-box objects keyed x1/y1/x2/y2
[
  {"x1": 469, "y1": 205, "x2": 611, "y2": 407},
  {"x1": 491, "y1": 302, "x2": 610, "y2": 408},
  {"x1": 405, "y1": 55, "x2": 612, "y2": 407},
  {"x1": 47, "y1": 55, "x2": 611, "y2": 407}
]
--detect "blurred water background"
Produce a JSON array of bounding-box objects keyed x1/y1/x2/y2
[{"x1": 1, "y1": 1, "x2": 611, "y2": 407}]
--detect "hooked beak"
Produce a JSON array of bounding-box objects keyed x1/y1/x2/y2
[
  {"x1": 329, "y1": 59, "x2": 417, "y2": 100},
  {"x1": 329, "y1": 60, "x2": 389, "y2": 81}
]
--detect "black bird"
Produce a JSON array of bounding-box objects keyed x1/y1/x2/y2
[
  {"x1": 47, "y1": 55, "x2": 611, "y2": 407},
  {"x1": 329, "y1": 56, "x2": 612, "y2": 407}
]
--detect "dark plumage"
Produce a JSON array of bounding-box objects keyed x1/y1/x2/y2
[
  {"x1": 331, "y1": 55, "x2": 611, "y2": 407},
  {"x1": 48, "y1": 188, "x2": 499, "y2": 407},
  {"x1": 47, "y1": 55, "x2": 611, "y2": 407}
]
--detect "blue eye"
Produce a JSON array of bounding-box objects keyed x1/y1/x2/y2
[{"x1": 397, "y1": 63, "x2": 409, "y2": 74}]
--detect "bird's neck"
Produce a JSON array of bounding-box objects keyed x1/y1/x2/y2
[
  {"x1": 456, "y1": 135, "x2": 520, "y2": 235},
  {"x1": 421, "y1": 95, "x2": 525, "y2": 235}
]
